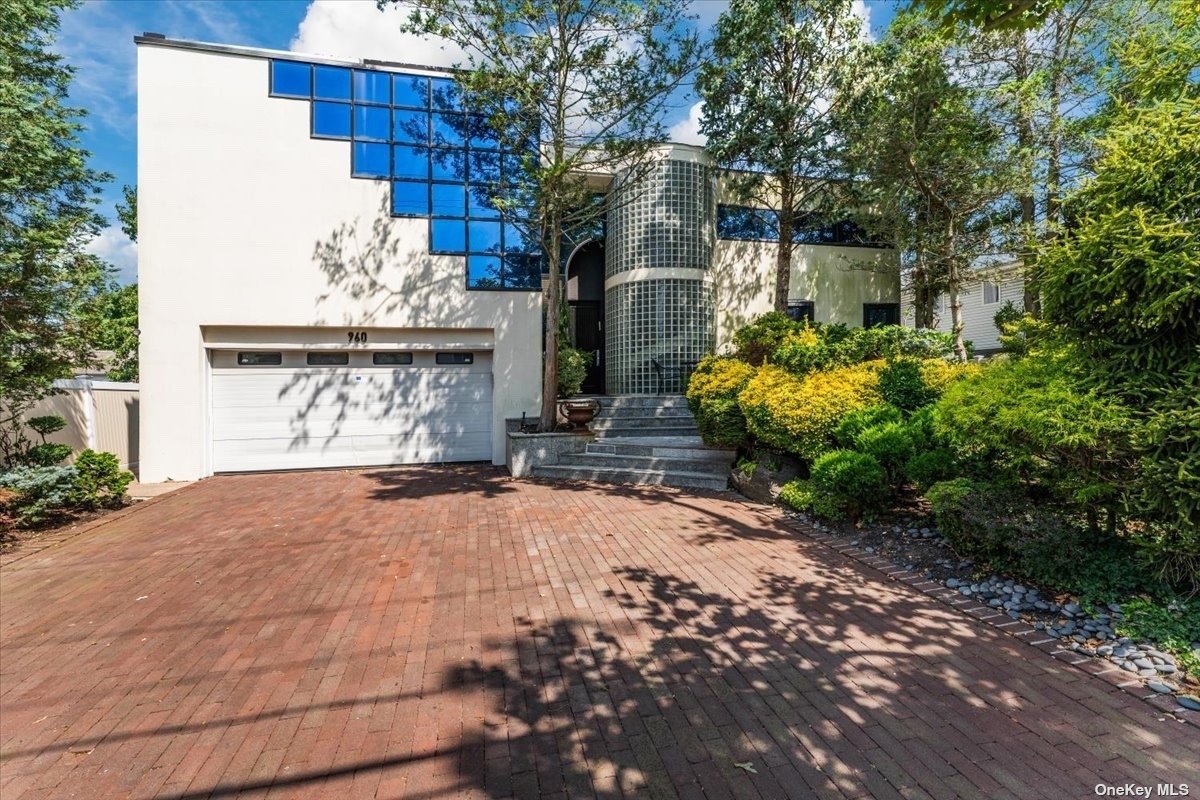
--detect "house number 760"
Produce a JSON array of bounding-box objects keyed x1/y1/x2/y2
[{"x1": 347, "y1": 331, "x2": 368, "y2": 344}]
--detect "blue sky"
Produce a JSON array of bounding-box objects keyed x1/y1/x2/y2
[{"x1": 57, "y1": 0, "x2": 899, "y2": 284}]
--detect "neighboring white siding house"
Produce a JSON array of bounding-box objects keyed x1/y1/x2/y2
[{"x1": 901, "y1": 264, "x2": 1026, "y2": 353}]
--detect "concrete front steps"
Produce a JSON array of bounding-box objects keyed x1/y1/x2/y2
[{"x1": 530, "y1": 396, "x2": 735, "y2": 490}]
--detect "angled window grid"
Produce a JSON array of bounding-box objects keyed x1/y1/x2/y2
[{"x1": 269, "y1": 59, "x2": 541, "y2": 290}]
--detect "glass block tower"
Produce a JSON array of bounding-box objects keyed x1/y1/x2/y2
[{"x1": 604, "y1": 152, "x2": 717, "y2": 394}]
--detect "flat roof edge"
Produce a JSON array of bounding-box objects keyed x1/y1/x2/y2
[{"x1": 132, "y1": 34, "x2": 459, "y2": 75}]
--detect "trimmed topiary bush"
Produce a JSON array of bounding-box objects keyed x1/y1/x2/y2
[
  {"x1": 71, "y1": 450, "x2": 133, "y2": 510},
  {"x1": 878, "y1": 358, "x2": 936, "y2": 411},
  {"x1": 738, "y1": 364, "x2": 882, "y2": 461},
  {"x1": 856, "y1": 422, "x2": 917, "y2": 487},
  {"x1": 732, "y1": 312, "x2": 807, "y2": 365},
  {"x1": 808, "y1": 449, "x2": 888, "y2": 520},
  {"x1": 695, "y1": 397, "x2": 748, "y2": 447},
  {"x1": 23, "y1": 443, "x2": 72, "y2": 467},
  {"x1": 904, "y1": 448, "x2": 958, "y2": 491},
  {"x1": 687, "y1": 357, "x2": 757, "y2": 447},
  {"x1": 832, "y1": 405, "x2": 903, "y2": 449}
]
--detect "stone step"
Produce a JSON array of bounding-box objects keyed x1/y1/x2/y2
[
  {"x1": 593, "y1": 425, "x2": 700, "y2": 438},
  {"x1": 557, "y1": 452, "x2": 731, "y2": 474},
  {"x1": 595, "y1": 406, "x2": 696, "y2": 420},
  {"x1": 531, "y1": 464, "x2": 729, "y2": 491},
  {"x1": 582, "y1": 395, "x2": 690, "y2": 410},
  {"x1": 590, "y1": 416, "x2": 699, "y2": 431},
  {"x1": 586, "y1": 437, "x2": 734, "y2": 462}
]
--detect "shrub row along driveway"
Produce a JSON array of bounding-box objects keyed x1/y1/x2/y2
[{"x1": 1, "y1": 467, "x2": 1195, "y2": 799}]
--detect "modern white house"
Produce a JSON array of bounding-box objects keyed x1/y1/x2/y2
[
  {"x1": 900, "y1": 262, "x2": 1026, "y2": 354},
  {"x1": 136, "y1": 35, "x2": 901, "y2": 482}
]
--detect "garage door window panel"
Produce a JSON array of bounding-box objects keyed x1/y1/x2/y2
[
  {"x1": 237, "y1": 352, "x2": 283, "y2": 366},
  {"x1": 306, "y1": 352, "x2": 350, "y2": 366}
]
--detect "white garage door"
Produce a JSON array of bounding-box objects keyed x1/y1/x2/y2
[{"x1": 210, "y1": 349, "x2": 492, "y2": 472}]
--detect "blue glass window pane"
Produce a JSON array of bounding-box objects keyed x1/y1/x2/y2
[
  {"x1": 468, "y1": 116, "x2": 500, "y2": 150},
  {"x1": 391, "y1": 181, "x2": 429, "y2": 216},
  {"x1": 352, "y1": 142, "x2": 389, "y2": 178},
  {"x1": 469, "y1": 150, "x2": 500, "y2": 184},
  {"x1": 503, "y1": 222, "x2": 538, "y2": 254},
  {"x1": 312, "y1": 101, "x2": 351, "y2": 138},
  {"x1": 468, "y1": 255, "x2": 503, "y2": 289},
  {"x1": 391, "y1": 146, "x2": 429, "y2": 180},
  {"x1": 717, "y1": 205, "x2": 778, "y2": 240},
  {"x1": 469, "y1": 220, "x2": 502, "y2": 253},
  {"x1": 431, "y1": 219, "x2": 466, "y2": 253},
  {"x1": 432, "y1": 183, "x2": 465, "y2": 217},
  {"x1": 501, "y1": 153, "x2": 526, "y2": 183},
  {"x1": 353, "y1": 70, "x2": 390, "y2": 105},
  {"x1": 271, "y1": 61, "x2": 310, "y2": 98},
  {"x1": 314, "y1": 65, "x2": 352, "y2": 100},
  {"x1": 467, "y1": 184, "x2": 501, "y2": 219},
  {"x1": 354, "y1": 105, "x2": 390, "y2": 141},
  {"x1": 431, "y1": 148, "x2": 467, "y2": 182},
  {"x1": 392, "y1": 110, "x2": 429, "y2": 144},
  {"x1": 432, "y1": 113, "x2": 466, "y2": 147},
  {"x1": 393, "y1": 74, "x2": 429, "y2": 108},
  {"x1": 502, "y1": 253, "x2": 544, "y2": 289},
  {"x1": 430, "y1": 77, "x2": 461, "y2": 110}
]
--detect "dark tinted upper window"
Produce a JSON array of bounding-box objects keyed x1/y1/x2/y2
[{"x1": 435, "y1": 352, "x2": 474, "y2": 365}]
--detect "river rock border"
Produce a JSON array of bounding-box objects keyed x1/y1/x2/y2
[{"x1": 778, "y1": 515, "x2": 1200, "y2": 728}]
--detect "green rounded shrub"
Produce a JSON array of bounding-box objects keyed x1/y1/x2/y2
[
  {"x1": 733, "y1": 312, "x2": 804, "y2": 365},
  {"x1": 809, "y1": 449, "x2": 888, "y2": 520},
  {"x1": 778, "y1": 479, "x2": 815, "y2": 512},
  {"x1": 905, "y1": 448, "x2": 957, "y2": 491},
  {"x1": 856, "y1": 422, "x2": 916, "y2": 486},
  {"x1": 878, "y1": 358, "x2": 936, "y2": 411},
  {"x1": 832, "y1": 405, "x2": 902, "y2": 449},
  {"x1": 687, "y1": 357, "x2": 756, "y2": 447},
  {"x1": 696, "y1": 397, "x2": 749, "y2": 448},
  {"x1": 556, "y1": 346, "x2": 588, "y2": 397},
  {"x1": 70, "y1": 450, "x2": 133, "y2": 509},
  {"x1": 23, "y1": 443, "x2": 73, "y2": 467}
]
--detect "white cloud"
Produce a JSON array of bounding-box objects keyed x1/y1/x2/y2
[
  {"x1": 852, "y1": 0, "x2": 874, "y2": 41},
  {"x1": 290, "y1": 1, "x2": 465, "y2": 67},
  {"x1": 86, "y1": 226, "x2": 138, "y2": 285},
  {"x1": 668, "y1": 101, "x2": 706, "y2": 146}
]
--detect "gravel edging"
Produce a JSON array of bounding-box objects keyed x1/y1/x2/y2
[
  {"x1": 0, "y1": 480, "x2": 205, "y2": 569},
  {"x1": 777, "y1": 514, "x2": 1200, "y2": 729}
]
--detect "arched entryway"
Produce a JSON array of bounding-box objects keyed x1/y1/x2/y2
[{"x1": 566, "y1": 239, "x2": 605, "y2": 394}]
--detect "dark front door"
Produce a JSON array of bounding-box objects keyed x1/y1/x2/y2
[{"x1": 571, "y1": 301, "x2": 605, "y2": 394}]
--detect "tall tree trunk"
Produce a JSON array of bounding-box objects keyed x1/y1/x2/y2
[
  {"x1": 774, "y1": 183, "x2": 795, "y2": 313},
  {"x1": 946, "y1": 219, "x2": 968, "y2": 362},
  {"x1": 1015, "y1": 33, "x2": 1040, "y2": 319},
  {"x1": 539, "y1": 221, "x2": 562, "y2": 431},
  {"x1": 911, "y1": 253, "x2": 934, "y2": 329}
]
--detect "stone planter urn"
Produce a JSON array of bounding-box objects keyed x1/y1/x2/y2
[{"x1": 558, "y1": 398, "x2": 599, "y2": 431}]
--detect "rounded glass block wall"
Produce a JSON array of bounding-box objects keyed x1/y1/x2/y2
[
  {"x1": 605, "y1": 279, "x2": 715, "y2": 394},
  {"x1": 605, "y1": 159, "x2": 715, "y2": 278},
  {"x1": 604, "y1": 155, "x2": 716, "y2": 394}
]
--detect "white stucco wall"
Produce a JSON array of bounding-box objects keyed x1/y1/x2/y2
[
  {"x1": 710, "y1": 239, "x2": 901, "y2": 349},
  {"x1": 137, "y1": 43, "x2": 542, "y2": 481}
]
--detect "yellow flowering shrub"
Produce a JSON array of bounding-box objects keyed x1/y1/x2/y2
[
  {"x1": 738, "y1": 363, "x2": 883, "y2": 460},
  {"x1": 686, "y1": 356, "x2": 756, "y2": 410},
  {"x1": 919, "y1": 359, "x2": 980, "y2": 394},
  {"x1": 686, "y1": 356, "x2": 758, "y2": 447}
]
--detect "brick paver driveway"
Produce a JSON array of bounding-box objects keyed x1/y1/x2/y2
[{"x1": 1, "y1": 467, "x2": 1196, "y2": 799}]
